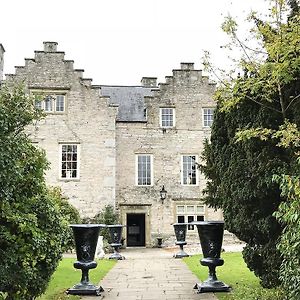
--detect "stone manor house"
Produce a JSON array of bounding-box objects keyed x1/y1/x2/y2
[{"x1": 0, "y1": 42, "x2": 223, "y2": 247}]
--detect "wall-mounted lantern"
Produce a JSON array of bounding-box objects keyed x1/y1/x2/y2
[{"x1": 160, "y1": 185, "x2": 167, "y2": 203}]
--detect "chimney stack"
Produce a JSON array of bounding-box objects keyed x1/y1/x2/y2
[
  {"x1": 180, "y1": 63, "x2": 194, "y2": 70},
  {"x1": 43, "y1": 41, "x2": 58, "y2": 52},
  {"x1": 141, "y1": 77, "x2": 157, "y2": 87}
]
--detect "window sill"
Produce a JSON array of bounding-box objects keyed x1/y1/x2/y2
[
  {"x1": 44, "y1": 111, "x2": 66, "y2": 114},
  {"x1": 59, "y1": 178, "x2": 80, "y2": 182}
]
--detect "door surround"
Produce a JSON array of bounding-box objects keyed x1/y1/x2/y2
[{"x1": 119, "y1": 203, "x2": 151, "y2": 247}]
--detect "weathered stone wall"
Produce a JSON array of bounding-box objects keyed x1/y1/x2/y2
[
  {"x1": 116, "y1": 63, "x2": 223, "y2": 246},
  {"x1": 5, "y1": 42, "x2": 118, "y2": 217}
]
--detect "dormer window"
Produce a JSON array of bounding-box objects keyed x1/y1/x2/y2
[
  {"x1": 160, "y1": 108, "x2": 175, "y2": 128},
  {"x1": 34, "y1": 93, "x2": 66, "y2": 113}
]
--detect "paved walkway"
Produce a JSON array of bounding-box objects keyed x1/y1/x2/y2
[{"x1": 84, "y1": 247, "x2": 218, "y2": 300}]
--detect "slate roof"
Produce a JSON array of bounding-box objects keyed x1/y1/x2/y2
[{"x1": 100, "y1": 86, "x2": 154, "y2": 122}]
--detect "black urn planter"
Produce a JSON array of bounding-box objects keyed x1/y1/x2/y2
[
  {"x1": 67, "y1": 224, "x2": 106, "y2": 296},
  {"x1": 192, "y1": 221, "x2": 230, "y2": 293},
  {"x1": 173, "y1": 223, "x2": 189, "y2": 258},
  {"x1": 157, "y1": 237, "x2": 163, "y2": 248},
  {"x1": 108, "y1": 224, "x2": 125, "y2": 260}
]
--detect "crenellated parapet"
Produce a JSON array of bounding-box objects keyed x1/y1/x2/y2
[
  {"x1": 152, "y1": 62, "x2": 215, "y2": 99},
  {"x1": 4, "y1": 42, "x2": 93, "y2": 90}
]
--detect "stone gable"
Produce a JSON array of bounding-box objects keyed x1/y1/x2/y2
[{"x1": 4, "y1": 42, "x2": 118, "y2": 216}]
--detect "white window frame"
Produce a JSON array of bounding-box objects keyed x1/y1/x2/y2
[
  {"x1": 59, "y1": 143, "x2": 80, "y2": 180},
  {"x1": 176, "y1": 204, "x2": 205, "y2": 230},
  {"x1": 202, "y1": 108, "x2": 214, "y2": 127},
  {"x1": 135, "y1": 154, "x2": 153, "y2": 186},
  {"x1": 33, "y1": 91, "x2": 67, "y2": 113},
  {"x1": 181, "y1": 155, "x2": 198, "y2": 186},
  {"x1": 160, "y1": 107, "x2": 175, "y2": 128},
  {"x1": 44, "y1": 95, "x2": 54, "y2": 112},
  {"x1": 56, "y1": 95, "x2": 65, "y2": 112}
]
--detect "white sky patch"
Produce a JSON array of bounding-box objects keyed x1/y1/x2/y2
[{"x1": 1, "y1": 0, "x2": 269, "y2": 85}]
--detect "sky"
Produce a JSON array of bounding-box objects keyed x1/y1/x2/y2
[{"x1": 1, "y1": 0, "x2": 269, "y2": 86}]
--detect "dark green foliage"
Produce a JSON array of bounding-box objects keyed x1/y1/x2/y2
[
  {"x1": 201, "y1": 101, "x2": 288, "y2": 287},
  {"x1": 0, "y1": 85, "x2": 76, "y2": 299},
  {"x1": 49, "y1": 187, "x2": 81, "y2": 251},
  {"x1": 273, "y1": 168, "x2": 300, "y2": 299}
]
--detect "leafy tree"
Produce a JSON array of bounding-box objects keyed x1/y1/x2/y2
[
  {"x1": 49, "y1": 187, "x2": 81, "y2": 251},
  {"x1": 273, "y1": 169, "x2": 300, "y2": 299},
  {"x1": 201, "y1": 0, "x2": 300, "y2": 288},
  {"x1": 272, "y1": 126, "x2": 300, "y2": 299},
  {"x1": 0, "y1": 85, "x2": 79, "y2": 299}
]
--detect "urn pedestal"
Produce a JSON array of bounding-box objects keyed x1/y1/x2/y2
[
  {"x1": 192, "y1": 221, "x2": 230, "y2": 293},
  {"x1": 173, "y1": 223, "x2": 189, "y2": 258},
  {"x1": 67, "y1": 224, "x2": 106, "y2": 296},
  {"x1": 108, "y1": 225, "x2": 125, "y2": 260}
]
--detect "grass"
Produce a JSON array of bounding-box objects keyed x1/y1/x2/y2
[
  {"x1": 183, "y1": 252, "x2": 283, "y2": 300},
  {"x1": 38, "y1": 258, "x2": 117, "y2": 300}
]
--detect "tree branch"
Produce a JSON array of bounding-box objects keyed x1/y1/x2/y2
[
  {"x1": 285, "y1": 93, "x2": 300, "y2": 111},
  {"x1": 245, "y1": 94, "x2": 282, "y2": 114},
  {"x1": 232, "y1": 32, "x2": 253, "y2": 62},
  {"x1": 205, "y1": 64, "x2": 231, "y2": 88}
]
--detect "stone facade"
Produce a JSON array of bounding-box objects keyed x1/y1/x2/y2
[
  {"x1": 114, "y1": 63, "x2": 222, "y2": 247},
  {"x1": 2, "y1": 42, "x2": 223, "y2": 247}
]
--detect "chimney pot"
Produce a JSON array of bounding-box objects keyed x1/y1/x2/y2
[
  {"x1": 43, "y1": 41, "x2": 58, "y2": 52},
  {"x1": 180, "y1": 63, "x2": 194, "y2": 70},
  {"x1": 141, "y1": 77, "x2": 157, "y2": 87}
]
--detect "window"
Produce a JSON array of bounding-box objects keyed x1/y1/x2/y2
[
  {"x1": 56, "y1": 95, "x2": 65, "y2": 112},
  {"x1": 60, "y1": 144, "x2": 79, "y2": 179},
  {"x1": 181, "y1": 155, "x2": 198, "y2": 185},
  {"x1": 34, "y1": 98, "x2": 42, "y2": 110},
  {"x1": 34, "y1": 93, "x2": 65, "y2": 112},
  {"x1": 44, "y1": 95, "x2": 53, "y2": 112},
  {"x1": 203, "y1": 108, "x2": 214, "y2": 127},
  {"x1": 160, "y1": 108, "x2": 175, "y2": 128},
  {"x1": 176, "y1": 204, "x2": 205, "y2": 230},
  {"x1": 136, "y1": 154, "x2": 153, "y2": 186}
]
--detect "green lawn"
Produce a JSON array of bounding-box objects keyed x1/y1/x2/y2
[
  {"x1": 183, "y1": 252, "x2": 283, "y2": 300},
  {"x1": 38, "y1": 258, "x2": 117, "y2": 300}
]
